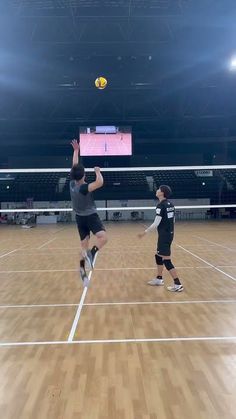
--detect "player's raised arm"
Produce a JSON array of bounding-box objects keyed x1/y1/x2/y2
[
  {"x1": 88, "y1": 167, "x2": 104, "y2": 192},
  {"x1": 71, "y1": 139, "x2": 80, "y2": 166}
]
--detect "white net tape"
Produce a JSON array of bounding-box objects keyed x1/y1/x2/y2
[{"x1": 0, "y1": 165, "x2": 236, "y2": 173}]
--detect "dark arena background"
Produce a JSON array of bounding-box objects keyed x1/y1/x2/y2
[{"x1": 0, "y1": 2, "x2": 236, "y2": 419}]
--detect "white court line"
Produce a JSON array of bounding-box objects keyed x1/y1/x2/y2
[
  {"x1": 67, "y1": 252, "x2": 98, "y2": 342},
  {"x1": 0, "y1": 249, "x2": 19, "y2": 259},
  {"x1": 177, "y1": 245, "x2": 236, "y2": 282},
  {"x1": 0, "y1": 336, "x2": 236, "y2": 348},
  {"x1": 15, "y1": 246, "x2": 217, "y2": 254},
  {"x1": 95, "y1": 266, "x2": 211, "y2": 271},
  {"x1": 0, "y1": 303, "x2": 79, "y2": 309},
  {"x1": 0, "y1": 269, "x2": 78, "y2": 273},
  {"x1": 21, "y1": 244, "x2": 223, "y2": 252},
  {"x1": 52, "y1": 227, "x2": 67, "y2": 234},
  {"x1": 13, "y1": 250, "x2": 162, "y2": 256},
  {"x1": 0, "y1": 244, "x2": 27, "y2": 259},
  {"x1": 0, "y1": 266, "x2": 213, "y2": 274},
  {"x1": 194, "y1": 236, "x2": 235, "y2": 252},
  {"x1": 182, "y1": 244, "x2": 216, "y2": 248},
  {"x1": 17, "y1": 246, "x2": 156, "y2": 251},
  {"x1": 1, "y1": 299, "x2": 236, "y2": 310},
  {"x1": 84, "y1": 299, "x2": 236, "y2": 307},
  {"x1": 37, "y1": 237, "x2": 57, "y2": 249}
]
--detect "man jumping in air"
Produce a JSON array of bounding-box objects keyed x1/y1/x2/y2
[{"x1": 70, "y1": 139, "x2": 108, "y2": 286}]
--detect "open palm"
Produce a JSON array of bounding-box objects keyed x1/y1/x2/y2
[{"x1": 71, "y1": 139, "x2": 80, "y2": 151}]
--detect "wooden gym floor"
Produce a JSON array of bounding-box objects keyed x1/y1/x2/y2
[{"x1": 0, "y1": 220, "x2": 236, "y2": 419}]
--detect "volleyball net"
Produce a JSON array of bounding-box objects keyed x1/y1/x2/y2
[{"x1": 0, "y1": 165, "x2": 236, "y2": 224}]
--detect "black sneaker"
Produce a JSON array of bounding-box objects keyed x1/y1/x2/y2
[{"x1": 79, "y1": 267, "x2": 89, "y2": 287}]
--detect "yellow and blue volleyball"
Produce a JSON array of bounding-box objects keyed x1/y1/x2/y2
[{"x1": 95, "y1": 76, "x2": 107, "y2": 89}]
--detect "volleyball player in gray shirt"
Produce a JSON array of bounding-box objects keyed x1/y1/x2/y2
[{"x1": 70, "y1": 140, "x2": 108, "y2": 286}]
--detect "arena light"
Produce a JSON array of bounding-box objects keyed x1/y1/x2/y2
[{"x1": 230, "y1": 57, "x2": 236, "y2": 70}]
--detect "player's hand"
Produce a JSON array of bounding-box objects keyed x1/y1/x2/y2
[
  {"x1": 94, "y1": 166, "x2": 101, "y2": 173},
  {"x1": 71, "y1": 139, "x2": 80, "y2": 151},
  {"x1": 137, "y1": 232, "x2": 146, "y2": 239}
]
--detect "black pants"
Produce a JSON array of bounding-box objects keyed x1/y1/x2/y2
[
  {"x1": 76, "y1": 213, "x2": 105, "y2": 241},
  {"x1": 157, "y1": 233, "x2": 173, "y2": 257}
]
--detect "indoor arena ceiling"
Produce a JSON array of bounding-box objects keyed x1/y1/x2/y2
[{"x1": 1, "y1": 0, "x2": 236, "y2": 146}]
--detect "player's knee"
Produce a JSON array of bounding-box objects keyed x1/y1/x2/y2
[
  {"x1": 163, "y1": 259, "x2": 174, "y2": 271},
  {"x1": 97, "y1": 231, "x2": 108, "y2": 246},
  {"x1": 155, "y1": 254, "x2": 163, "y2": 265}
]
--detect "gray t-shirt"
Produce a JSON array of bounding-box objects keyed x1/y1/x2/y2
[{"x1": 70, "y1": 181, "x2": 97, "y2": 216}]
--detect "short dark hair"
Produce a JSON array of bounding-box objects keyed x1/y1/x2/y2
[
  {"x1": 70, "y1": 164, "x2": 85, "y2": 181},
  {"x1": 160, "y1": 185, "x2": 172, "y2": 198}
]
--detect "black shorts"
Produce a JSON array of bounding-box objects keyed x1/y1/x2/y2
[
  {"x1": 76, "y1": 213, "x2": 105, "y2": 241},
  {"x1": 157, "y1": 233, "x2": 173, "y2": 257}
]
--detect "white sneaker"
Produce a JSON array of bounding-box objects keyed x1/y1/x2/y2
[
  {"x1": 167, "y1": 284, "x2": 184, "y2": 292},
  {"x1": 147, "y1": 278, "x2": 164, "y2": 286}
]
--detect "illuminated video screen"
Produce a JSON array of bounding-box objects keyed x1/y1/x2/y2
[{"x1": 79, "y1": 126, "x2": 132, "y2": 156}]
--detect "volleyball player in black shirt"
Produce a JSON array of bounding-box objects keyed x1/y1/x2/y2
[
  {"x1": 70, "y1": 140, "x2": 108, "y2": 286},
  {"x1": 138, "y1": 185, "x2": 183, "y2": 292}
]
